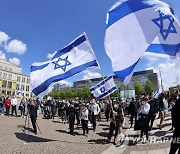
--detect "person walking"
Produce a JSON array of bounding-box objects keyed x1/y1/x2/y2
[
  {"x1": 148, "y1": 96, "x2": 159, "y2": 131},
  {"x1": 5, "y1": 96, "x2": 11, "y2": 116},
  {"x1": 89, "y1": 99, "x2": 100, "y2": 131},
  {"x1": 19, "y1": 98, "x2": 26, "y2": 117},
  {"x1": 158, "y1": 93, "x2": 168, "y2": 130},
  {"x1": 138, "y1": 97, "x2": 150, "y2": 143},
  {"x1": 11, "y1": 96, "x2": 18, "y2": 117},
  {"x1": 129, "y1": 97, "x2": 138, "y2": 128},
  {"x1": 0, "y1": 94, "x2": 5, "y2": 115},
  {"x1": 107, "y1": 101, "x2": 124, "y2": 144},
  {"x1": 67, "y1": 103, "x2": 76, "y2": 135},
  {"x1": 81, "y1": 104, "x2": 89, "y2": 136},
  {"x1": 169, "y1": 94, "x2": 180, "y2": 154},
  {"x1": 28, "y1": 100, "x2": 38, "y2": 134}
]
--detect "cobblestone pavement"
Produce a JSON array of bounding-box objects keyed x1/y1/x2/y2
[
  {"x1": 103, "y1": 113, "x2": 173, "y2": 154},
  {"x1": 122, "y1": 113, "x2": 173, "y2": 154},
  {"x1": 0, "y1": 115, "x2": 111, "y2": 154},
  {"x1": 0, "y1": 113, "x2": 173, "y2": 154}
]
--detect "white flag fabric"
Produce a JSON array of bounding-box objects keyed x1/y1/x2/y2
[
  {"x1": 31, "y1": 33, "x2": 99, "y2": 97},
  {"x1": 105, "y1": 0, "x2": 180, "y2": 85},
  {"x1": 90, "y1": 76, "x2": 117, "y2": 99},
  {"x1": 16, "y1": 89, "x2": 23, "y2": 96},
  {"x1": 153, "y1": 89, "x2": 162, "y2": 99}
]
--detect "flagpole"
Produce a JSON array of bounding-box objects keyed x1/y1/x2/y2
[
  {"x1": 84, "y1": 32, "x2": 112, "y2": 100},
  {"x1": 159, "y1": 68, "x2": 164, "y2": 92}
]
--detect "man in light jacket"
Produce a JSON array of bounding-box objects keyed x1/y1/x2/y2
[
  {"x1": 89, "y1": 99, "x2": 100, "y2": 131},
  {"x1": 11, "y1": 96, "x2": 18, "y2": 117}
]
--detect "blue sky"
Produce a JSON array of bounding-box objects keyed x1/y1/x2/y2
[{"x1": 0, "y1": 0, "x2": 179, "y2": 89}]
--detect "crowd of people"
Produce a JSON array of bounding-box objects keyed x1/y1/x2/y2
[{"x1": 0, "y1": 90, "x2": 180, "y2": 153}]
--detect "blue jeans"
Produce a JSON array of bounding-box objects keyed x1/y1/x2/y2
[{"x1": 0, "y1": 104, "x2": 4, "y2": 114}]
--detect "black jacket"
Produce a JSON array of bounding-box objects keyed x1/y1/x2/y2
[
  {"x1": 172, "y1": 97, "x2": 180, "y2": 130},
  {"x1": 29, "y1": 104, "x2": 38, "y2": 117},
  {"x1": 148, "y1": 99, "x2": 159, "y2": 116}
]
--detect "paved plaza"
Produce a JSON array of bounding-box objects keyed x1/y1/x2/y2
[{"x1": 0, "y1": 113, "x2": 173, "y2": 154}]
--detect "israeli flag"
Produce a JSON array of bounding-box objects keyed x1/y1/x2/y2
[
  {"x1": 145, "y1": 4, "x2": 180, "y2": 59},
  {"x1": 153, "y1": 89, "x2": 161, "y2": 99},
  {"x1": 16, "y1": 89, "x2": 23, "y2": 96},
  {"x1": 90, "y1": 76, "x2": 117, "y2": 99},
  {"x1": 105, "y1": 0, "x2": 180, "y2": 84},
  {"x1": 31, "y1": 33, "x2": 99, "y2": 97}
]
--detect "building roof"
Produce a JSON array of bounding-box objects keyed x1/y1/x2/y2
[{"x1": 0, "y1": 58, "x2": 21, "y2": 68}]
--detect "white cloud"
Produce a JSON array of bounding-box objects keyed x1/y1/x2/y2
[
  {"x1": 83, "y1": 70, "x2": 102, "y2": 80},
  {"x1": 9, "y1": 57, "x2": 21, "y2": 66},
  {"x1": 145, "y1": 58, "x2": 180, "y2": 90},
  {"x1": 47, "y1": 51, "x2": 57, "y2": 60},
  {"x1": 5, "y1": 39, "x2": 27, "y2": 55},
  {"x1": 0, "y1": 51, "x2": 6, "y2": 60},
  {"x1": 0, "y1": 31, "x2": 9, "y2": 45},
  {"x1": 57, "y1": 80, "x2": 72, "y2": 87}
]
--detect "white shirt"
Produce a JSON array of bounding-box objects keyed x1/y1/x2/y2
[
  {"x1": 139, "y1": 103, "x2": 150, "y2": 115},
  {"x1": 89, "y1": 103, "x2": 100, "y2": 115},
  {"x1": 11, "y1": 98, "x2": 17, "y2": 106},
  {"x1": 81, "y1": 108, "x2": 89, "y2": 120}
]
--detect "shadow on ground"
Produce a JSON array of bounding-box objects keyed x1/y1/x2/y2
[
  {"x1": 15, "y1": 132, "x2": 56, "y2": 143},
  {"x1": 153, "y1": 130, "x2": 167, "y2": 137},
  {"x1": 96, "y1": 132, "x2": 109, "y2": 137},
  {"x1": 88, "y1": 139, "x2": 107, "y2": 144},
  {"x1": 98, "y1": 124, "x2": 109, "y2": 127}
]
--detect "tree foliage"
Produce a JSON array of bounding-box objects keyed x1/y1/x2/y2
[
  {"x1": 47, "y1": 87, "x2": 92, "y2": 99},
  {"x1": 134, "y1": 81, "x2": 144, "y2": 95},
  {"x1": 145, "y1": 80, "x2": 153, "y2": 94}
]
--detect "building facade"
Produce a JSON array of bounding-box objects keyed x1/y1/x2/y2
[
  {"x1": 73, "y1": 69, "x2": 159, "y2": 92},
  {"x1": 0, "y1": 59, "x2": 32, "y2": 98}
]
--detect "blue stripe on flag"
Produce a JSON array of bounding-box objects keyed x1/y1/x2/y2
[
  {"x1": 90, "y1": 76, "x2": 112, "y2": 92},
  {"x1": 146, "y1": 43, "x2": 180, "y2": 56},
  {"x1": 98, "y1": 86, "x2": 117, "y2": 99},
  {"x1": 107, "y1": 0, "x2": 153, "y2": 28},
  {"x1": 114, "y1": 59, "x2": 140, "y2": 82},
  {"x1": 52, "y1": 35, "x2": 87, "y2": 60},
  {"x1": 32, "y1": 60, "x2": 98, "y2": 96},
  {"x1": 31, "y1": 63, "x2": 49, "y2": 72}
]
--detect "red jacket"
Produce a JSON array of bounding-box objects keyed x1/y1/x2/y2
[{"x1": 5, "y1": 99, "x2": 11, "y2": 109}]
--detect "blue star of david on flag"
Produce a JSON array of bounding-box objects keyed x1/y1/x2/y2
[
  {"x1": 152, "y1": 12, "x2": 177, "y2": 41},
  {"x1": 100, "y1": 86, "x2": 106, "y2": 94},
  {"x1": 52, "y1": 56, "x2": 71, "y2": 72}
]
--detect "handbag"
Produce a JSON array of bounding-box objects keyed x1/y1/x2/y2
[
  {"x1": 18, "y1": 106, "x2": 23, "y2": 110},
  {"x1": 134, "y1": 117, "x2": 145, "y2": 131}
]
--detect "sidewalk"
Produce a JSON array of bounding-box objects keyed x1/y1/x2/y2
[{"x1": 102, "y1": 113, "x2": 173, "y2": 154}]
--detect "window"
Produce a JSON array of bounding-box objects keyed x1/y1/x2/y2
[
  {"x1": 2, "y1": 80, "x2": 7, "y2": 88},
  {"x1": 16, "y1": 84, "x2": 20, "y2": 90},
  {"x1": 22, "y1": 77, "x2": 25, "y2": 83},
  {"x1": 9, "y1": 68, "x2": 12, "y2": 72},
  {"x1": 0, "y1": 72, "x2": 2, "y2": 77},
  {"x1": 8, "y1": 74, "x2": 12, "y2": 80},
  {"x1": 4, "y1": 67, "x2": 7, "y2": 71},
  {"x1": 26, "y1": 86, "x2": 29, "y2": 92},
  {"x1": 21, "y1": 85, "x2": 25, "y2": 91},
  {"x1": 3, "y1": 73, "x2": 7, "y2": 79},
  {"x1": 26, "y1": 93, "x2": 29, "y2": 97},
  {"x1": 7, "y1": 82, "x2": 12, "y2": 89},
  {"x1": 17, "y1": 76, "x2": 21, "y2": 82},
  {"x1": 26, "y1": 78, "x2": 30, "y2": 83}
]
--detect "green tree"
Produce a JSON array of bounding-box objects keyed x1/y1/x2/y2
[
  {"x1": 110, "y1": 90, "x2": 119, "y2": 98},
  {"x1": 145, "y1": 80, "x2": 153, "y2": 94},
  {"x1": 134, "y1": 81, "x2": 144, "y2": 95},
  {"x1": 119, "y1": 83, "x2": 126, "y2": 91}
]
